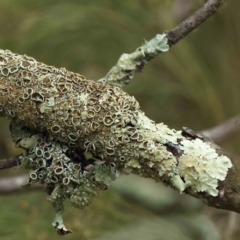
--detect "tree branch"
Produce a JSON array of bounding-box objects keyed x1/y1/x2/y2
[
  {"x1": 0, "y1": 49, "x2": 237, "y2": 213},
  {"x1": 202, "y1": 114, "x2": 240, "y2": 144},
  {"x1": 166, "y1": 0, "x2": 225, "y2": 46},
  {"x1": 3, "y1": 112, "x2": 239, "y2": 196},
  {"x1": 0, "y1": 156, "x2": 21, "y2": 170},
  {"x1": 98, "y1": 0, "x2": 225, "y2": 87},
  {"x1": 97, "y1": 34, "x2": 169, "y2": 87},
  {"x1": 0, "y1": 174, "x2": 42, "y2": 194},
  {"x1": 2, "y1": 110, "x2": 239, "y2": 196}
]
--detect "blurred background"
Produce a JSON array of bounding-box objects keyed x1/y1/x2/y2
[{"x1": 0, "y1": 0, "x2": 239, "y2": 239}]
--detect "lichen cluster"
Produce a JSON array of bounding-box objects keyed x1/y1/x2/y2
[
  {"x1": 0, "y1": 49, "x2": 140, "y2": 150},
  {"x1": 0, "y1": 49, "x2": 232, "y2": 234},
  {"x1": 178, "y1": 139, "x2": 232, "y2": 196},
  {"x1": 18, "y1": 130, "x2": 117, "y2": 210},
  {"x1": 98, "y1": 34, "x2": 169, "y2": 87},
  {"x1": 11, "y1": 122, "x2": 117, "y2": 234}
]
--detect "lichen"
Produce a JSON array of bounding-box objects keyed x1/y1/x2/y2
[
  {"x1": 13, "y1": 122, "x2": 118, "y2": 234},
  {"x1": 177, "y1": 139, "x2": 232, "y2": 196},
  {"x1": 52, "y1": 211, "x2": 72, "y2": 235},
  {"x1": 0, "y1": 49, "x2": 232, "y2": 234},
  {"x1": 98, "y1": 34, "x2": 169, "y2": 87}
]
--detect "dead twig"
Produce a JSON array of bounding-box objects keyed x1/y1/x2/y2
[{"x1": 0, "y1": 156, "x2": 21, "y2": 170}]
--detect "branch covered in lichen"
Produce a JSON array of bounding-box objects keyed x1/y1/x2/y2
[
  {"x1": 0, "y1": 49, "x2": 238, "y2": 235},
  {"x1": 98, "y1": 0, "x2": 225, "y2": 87},
  {"x1": 97, "y1": 34, "x2": 169, "y2": 87}
]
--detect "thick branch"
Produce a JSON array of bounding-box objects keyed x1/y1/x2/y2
[
  {"x1": 0, "y1": 49, "x2": 238, "y2": 233},
  {"x1": 3, "y1": 113, "x2": 239, "y2": 195},
  {"x1": 0, "y1": 156, "x2": 21, "y2": 169},
  {"x1": 98, "y1": 0, "x2": 224, "y2": 87}
]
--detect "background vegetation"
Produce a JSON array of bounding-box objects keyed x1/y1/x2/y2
[{"x1": 0, "y1": 0, "x2": 239, "y2": 239}]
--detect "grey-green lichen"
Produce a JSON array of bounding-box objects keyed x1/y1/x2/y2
[
  {"x1": 178, "y1": 139, "x2": 232, "y2": 196},
  {"x1": 14, "y1": 122, "x2": 117, "y2": 234},
  {"x1": 0, "y1": 49, "x2": 232, "y2": 234},
  {"x1": 97, "y1": 34, "x2": 169, "y2": 87}
]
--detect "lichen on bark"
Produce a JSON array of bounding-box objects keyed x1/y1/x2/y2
[
  {"x1": 0, "y1": 49, "x2": 232, "y2": 234},
  {"x1": 97, "y1": 34, "x2": 169, "y2": 87}
]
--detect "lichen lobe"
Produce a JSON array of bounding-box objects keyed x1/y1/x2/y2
[{"x1": 178, "y1": 138, "x2": 232, "y2": 196}]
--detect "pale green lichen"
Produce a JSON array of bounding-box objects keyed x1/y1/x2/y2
[
  {"x1": 170, "y1": 175, "x2": 186, "y2": 193},
  {"x1": 141, "y1": 34, "x2": 169, "y2": 56},
  {"x1": 98, "y1": 34, "x2": 169, "y2": 87},
  {"x1": 87, "y1": 165, "x2": 117, "y2": 185},
  {"x1": 52, "y1": 211, "x2": 72, "y2": 235},
  {"x1": 18, "y1": 134, "x2": 40, "y2": 149},
  {"x1": 178, "y1": 139, "x2": 232, "y2": 196},
  {"x1": 39, "y1": 97, "x2": 55, "y2": 113},
  {"x1": 125, "y1": 159, "x2": 141, "y2": 169}
]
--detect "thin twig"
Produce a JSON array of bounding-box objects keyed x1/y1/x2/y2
[
  {"x1": 97, "y1": 34, "x2": 169, "y2": 87},
  {"x1": 166, "y1": 0, "x2": 224, "y2": 46},
  {"x1": 202, "y1": 114, "x2": 240, "y2": 144},
  {"x1": 0, "y1": 156, "x2": 21, "y2": 170},
  {"x1": 0, "y1": 174, "x2": 42, "y2": 194}
]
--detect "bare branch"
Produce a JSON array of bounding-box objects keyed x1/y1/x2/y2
[
  {"x1": 0, "y1": 156, "x2": 21, "y2": 170},
  {"x1": 0, "y1": 174, "x2": 42, "y2": 194},
  {"x1": 202, "y1": 114, "x2": 240, "y2": 144},
  {"x1": 166, "y1": 0, "x2": 225, "y2": 46},
  {"x1": 225, "y1": 212, "x2": 238, "y2": 240},
  {"x1": 98, "y1": 0, "x2": 225, "y2": 87}
]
